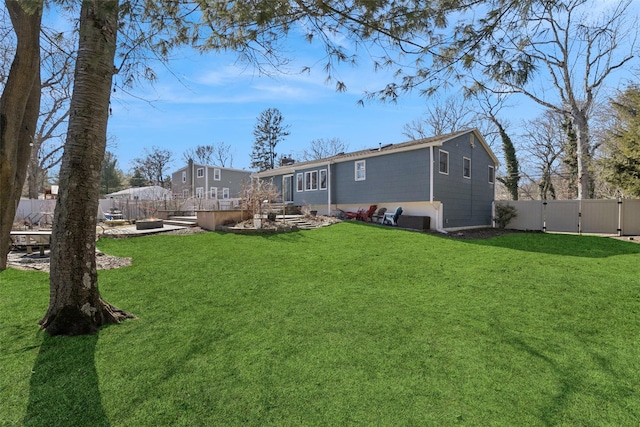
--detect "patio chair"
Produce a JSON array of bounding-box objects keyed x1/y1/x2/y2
[
  {"x1": 356, "y1": 204, "x2": 378, "y2": 222},
  {"x1": 383, "y1": 206, "x2": 403, "y2": 226},
  {"x1": 344, "y1": 204, "x2": 377, "y2": 221},
  {"x1": 371, "y1": 207, "x2": 387, "y2": 223}
]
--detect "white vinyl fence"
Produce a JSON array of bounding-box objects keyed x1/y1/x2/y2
[
  {"x1": 495, "y1": 199, "x2": 640, "y2": 235},
  {"x1": 14, "y1": 197, "x2": 242, "y2": 224}
]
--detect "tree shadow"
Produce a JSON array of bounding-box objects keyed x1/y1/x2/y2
[
  {"x1": 454, "y1": 232, "x2": 640, "y2": 258},
  {"x1": 24, "y1": 332, "x2": 110, "y2": 426}
]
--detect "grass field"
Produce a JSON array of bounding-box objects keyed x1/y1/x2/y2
[{"x1": 1, "y1": 223, "x2": 639, "y2": 426}]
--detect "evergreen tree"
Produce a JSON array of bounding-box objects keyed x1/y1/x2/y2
[
  {"x1": 129, "y1": 169, "x2": 149, "y2": 187},
  {"x1": 100, "y1": 151, "x2": 123, "y2": 196},
  {"x1": 250, "y1": 108, "x2": 290, "y2": 171},
  {"x1": 601, "y1": 85, "x2": 640, "y2": 197}
]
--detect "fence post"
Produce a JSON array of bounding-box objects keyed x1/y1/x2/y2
[
  {"x1": 578, "y1": 200, "x2": 582, "y2": 235},
  {"x1": 542, "y1": 201, "x2": 547, "y2": 232},
  {"x1": 618, "y1": 198, "x2": 623, "y2": 236}
]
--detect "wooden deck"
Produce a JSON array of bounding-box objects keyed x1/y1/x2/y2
[{"x1": 10, "y1": 230, "x2": 51, "y2": 256}]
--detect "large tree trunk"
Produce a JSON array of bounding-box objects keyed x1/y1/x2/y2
[
  {"x1": 40, "y1": 0, "x2": 133, "y2": 336},
  {"x1": 572, "y1": 109, "x2": 594, "y2": 199},
  {"x1": 0, "y1": 1, "x2": 42, "y2": 270}
]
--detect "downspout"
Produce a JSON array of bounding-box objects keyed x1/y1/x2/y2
[
  {"x1": 327, "y1": 162, "x2": 331, "y2": 216},
  {"x1": 430, "y1": 145, "x2": 447, "y2": 234},
  {"x1": 190, "y1": 160, "x2": 195, "y2": 198},
  {"x1": 429, "y1": 146, "x2": 434, "y2": 203}
]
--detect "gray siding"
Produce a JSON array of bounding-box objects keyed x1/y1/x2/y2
[
  {"x1": 433, "y1": 133, "x2": 495, "y2": 228},
  {"x1": 212, "y1": 167, "x2": 251, "y2": 198},
  {"x1": 171, "y1": 166, "x2": 192, "y2": 197},
  {"x1": 334, "y1": 149, "x2": 430, "y2": 204},
  {"x1": 171, "y1": 163, "x2": 251, "y2": 199},
  {"x1": 253, "y1": 130, "x2": 496, "y2": 229},
  {"x1": 293, "y1": 165, "x2": 330, "y2": 205}
]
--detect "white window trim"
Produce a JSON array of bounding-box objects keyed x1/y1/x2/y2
[
  {"x1": 196, "y1": 187, "x2": 204, "y2": 198},
  {"x1": 213, "y1": 168, "x2": 221, "y2": 181},
  {"x1": 182, "y1": 189, "x2": 189, "y2": 198},
  {"x1": 305, "y1": 170, "x2": 318, "y2": 191},
  {"x1": 210, "y1": 187, "x2": 218, "y2": 199},
  {"x1": 196, "y1": 168, "x2": 204, "y2": 178},
  {"x1": 319, "y1": 169, "x2": 327, "y2": 190},
  {"x1": 181, "y1": 171, "x2": 187, "y2": 183},
  {"x1": 463, "y1": 157, "x2": 471, "y2": 179},
  {"x1": 296, "y1": 173, "x2": 303, "y2": 192},
  {"x1": 488, "y1": 165, "x2": 495, "y2": 184},
  {"x1": 439, "y1": 150, "x2": 449, "y2": 175},
  {"x1": 355, "y1": 160, "x2": 366, "y2": 181},
  {"x1": 222, "y1": 188, "x2": 230, "y2": 199}
]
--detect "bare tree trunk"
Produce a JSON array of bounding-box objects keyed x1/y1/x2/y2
[
  {"x1": 0, "y1": 1, "x2": 42, "y2": 270},
  {"x1": 572, "y1": 110, "x2": 593, "y2": 200},
  {"x1": 40, "y1": 0, "x2": 133, "y2": 336}
]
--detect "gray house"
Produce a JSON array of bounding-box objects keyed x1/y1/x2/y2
[
  {"x1": 171, "y1": 160, "x2": 252, "y2": 202},
  {"x1": 256, "y1": 129, "x2": 499, "y2": 230}
]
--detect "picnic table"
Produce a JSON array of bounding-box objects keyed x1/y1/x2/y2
[{"x1": 10, "y1": 230, "x2": 51, "y2": 256}]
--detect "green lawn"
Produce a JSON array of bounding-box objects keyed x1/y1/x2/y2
[{"x1": 1, "y1": 223, "x2": 639, "y2": 426}]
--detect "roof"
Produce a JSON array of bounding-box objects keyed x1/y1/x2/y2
[
  {"x1": 173, "y1": 162, "x2": 251, "y2": 174},
  {"x1": 105, "y1": 185, "x2": 172, "y2": 200},
  {"x1": 257, "y1": 129, "x2": 499, "y2": 177}
]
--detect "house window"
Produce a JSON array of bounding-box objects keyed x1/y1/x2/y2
[
  {"x1": 439, "y1": 150, "x2": 449, "y2": 174},
  {"x1": 463, "y1": 157, "x2": 471, "y2": 179},
  {"x1": 210, "y1": 187, "x2": 218, "y2": 199},
  {"x1": 197, "y1": 168, "x2": 204, "y2": 178},
  {"x1": 182, "y1": 171, "x2": 186, "y2": 183},
  {"x1": 319, "y1": 169, "x2": 327, "y2": 190},
  {"x1": 213, "y1": 168, "x2": 221, "y2": 181},
  {"x1": 296, "y1": 173, "x2": 303, "y2": 192},
  {"x1": 355, "y1": 160, "x2": 366, "y2": 181},
  {"x1": 488, "y1": 165, "x2": 495, "y2": 184},
  {"x1": 196, "y1": 187, "x2": 204, "y2": 198},
  {"x1": 182, "y1": 189, "x2": 189, "y2": 198},
  {"x1": 305, "y1": 170, "x2": 318, "y2": 191},
  {"x1": 222, "y1": 188, "x2": 230, "y2": 199}
]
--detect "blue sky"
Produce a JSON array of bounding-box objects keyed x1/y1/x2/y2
[
  {"x1": 101, "y1": 0, "x2": 638, "y2": 177},
  {"x1": 108, "y1": 46, "x2": 435, "y2": 173}
]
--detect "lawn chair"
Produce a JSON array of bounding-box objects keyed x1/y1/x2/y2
[
  {"x1": 344, "y1": 204, "x2": 377, "y2": 221},
  {"x1": 357, "y1": 204, "x2": 378, "y2": 222},
  {"x1": 371, "y1": 207, "x2": 387, "y2": 223},
  {"x1": 383, "y1": 206, "x2": 403, "y2": 226}
]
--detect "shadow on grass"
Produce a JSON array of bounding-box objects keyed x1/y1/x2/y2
[
  {"x1": 487, "y1": 318, "x2": 636, "y2": 425},
  {"x1": 456, "y1": 232, "x2": 640, "y2": 258},
  {"x1": 24, "y1": 332, "x2": 110, "y2": 426}
]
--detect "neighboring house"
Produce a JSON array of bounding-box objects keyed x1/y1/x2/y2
[
  {"x1": 105, "y1": 185, "x2": 172, "y2": 200},
  {"x1": 171, "y1": 160, "x2": 252, "y2": 201},
  {"x1": 256, "y1": 129, "x2": 499, "y2": 230}
]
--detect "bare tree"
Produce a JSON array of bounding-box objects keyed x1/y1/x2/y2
[
  {"x1": 520, "y1": 111, "x2": 567, "y2": 200},
  {"x1": 402, "y1": 96, "x2": 475, "y2": 139},
  {"x1": 472, "y1": 0, "x2": 638, "y2": 199},
  {"x1": 26, "y1": 29, "x2": 75, "y2": 198},
  {"x1": 183, "y1": 142, "x2": 234, "y2": 167},
  {"x1": 474, "y1": 92, "x2": 520, "y2": 200},
  {"x1": 213, "y1": 141, "x2": 234, "y2": 167},
  {"x1": 183, "y1": 144, "x2": 214, "y2": 165},
  {"x1": 131, "y1": 146, "x2": 173, "y2": 188},
  {"x1": 301, "y1": 137, "x2": 348, "y2": 161}
]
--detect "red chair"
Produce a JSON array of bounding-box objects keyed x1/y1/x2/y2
[{"x1": 344, "y1": 204, "x2": 377, "y2": 222}]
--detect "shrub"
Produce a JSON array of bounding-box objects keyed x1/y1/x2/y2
[{"x1": 495, "y1": 203, "x2": 518, "y2": 229}]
